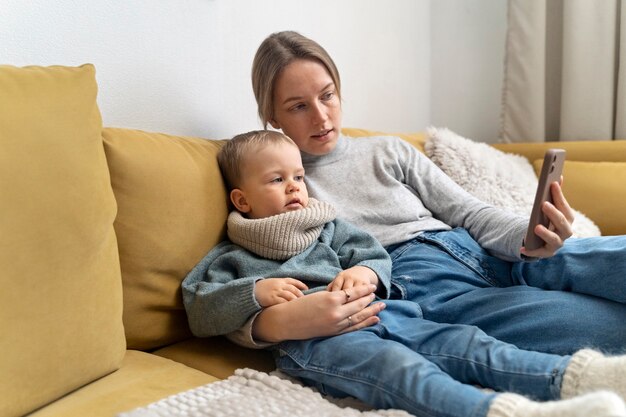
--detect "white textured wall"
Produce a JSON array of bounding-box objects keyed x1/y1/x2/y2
[
  {"x1": 2, "y1": 0, "x2": 506, "y2": 142},
  {"x1": 2, "y1": 0, "x2": 430, "y2": 139},
  {"x1": 431, "y1": 0, "x2": 508, "y2": 142}
]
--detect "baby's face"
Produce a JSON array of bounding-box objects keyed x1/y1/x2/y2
[{"x1": 233, "y1": 142, "x2": 309, "y2": 219}]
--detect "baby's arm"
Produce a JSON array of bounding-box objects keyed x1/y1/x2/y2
[{"x1": 255, "y1": 278, "x2": 308, "y2": 307}]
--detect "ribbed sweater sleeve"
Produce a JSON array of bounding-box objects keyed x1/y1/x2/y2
[
  {"x1": 182, "y1": 218, "x2": 393, "y2": 342},
  {"x1": 181, "y1": 242, "x2": 262, "y2": 337},
  {"x1": 394, "y1": 138, "x2": 529, "y2": 261}
]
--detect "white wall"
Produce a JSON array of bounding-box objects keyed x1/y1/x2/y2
[
  {"x1": 431, "y1": 0, "x2": 508, "y2": 142},
  {"x1": 2, "y1": 0, "x2": 506, "y2": 142}
]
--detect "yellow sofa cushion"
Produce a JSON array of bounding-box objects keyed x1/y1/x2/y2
[
  {"x1": 532, "y1": 160, "x2": 626, "y2": 236},
  {"x1": 342, "y1": 127, "x2": 426, "y2": 152},
  {"x1": 28, "y1": 351, "x2": 217, "y2": 417},
  {"x1": 153, "y1": 336, "x2": 275, "y2": 380},
  {"x1": 494, "y1": 140, "x2": 626, "y2": 163},
  {"x1": 103, "y1": 128, "x2": 229, "y2": 350},
  {"x1": 0, "y1": 65, "x2": 125, "y2": 417}
]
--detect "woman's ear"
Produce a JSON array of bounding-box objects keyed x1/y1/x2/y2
[{"x1": 230, "y1": 189, "x2": 251, "y2": 213}]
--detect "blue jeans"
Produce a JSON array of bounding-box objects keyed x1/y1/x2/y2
[
  {"x1": 276, "y1": 300, "x2": 569, "y2": 417},
  {"x1": 275, "y1": 228, "x2": 626, "y2": 417},
  {"x1": 390, "y1": 228, "x2": 626, "y2": 355}
]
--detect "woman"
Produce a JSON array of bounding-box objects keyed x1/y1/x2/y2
[
  {"x1": 248, "y1": 30, "x2": 626, "y2": 351},
  {"x1": 231, "y1": 30, "x2": 626, "y2": 417}
]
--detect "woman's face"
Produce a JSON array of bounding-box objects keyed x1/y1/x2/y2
[{"x1": 270, "y1": 59, "x2": 342, "y2": 156}]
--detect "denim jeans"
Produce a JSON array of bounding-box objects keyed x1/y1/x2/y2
[
  {"x1": 275, "y1": 228, "x2": 626, "y2": 417},
  {"x1": 389, "y1": 228, "x2": 626, "y2": 355},
  {"x1": 276, "y1": 300, "x2": 569, "y2": 417}
]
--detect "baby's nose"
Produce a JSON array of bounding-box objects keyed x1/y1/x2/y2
[{"x1": 287, "y1": 181, "x2": 299, "y2": 192}]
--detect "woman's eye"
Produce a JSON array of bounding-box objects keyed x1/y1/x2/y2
[
  {"x1": 290, "y1": 103, "x2": 306, "y2": 112},
  {"x1": 322, "y1": 91, "x2": 334, "y2": 101}
]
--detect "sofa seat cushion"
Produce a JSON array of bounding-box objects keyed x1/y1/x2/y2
[
  {"x1": 28, "y1": 350, "x2": 218, "y2": 417},
  {"x1": 152, "y1": 337, "x2": 275, "y2": 380},
  {"x1": 102, "y1": 128, "x2": 229, "y2": 350},
  {"x1": 0, "y1": 64, "x2": 125, "y2": 417}
]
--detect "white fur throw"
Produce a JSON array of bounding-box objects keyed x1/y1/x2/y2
[
  {"x1": 425, "y1": 127, "x2": 601, "y2": 238},
  {"x1": 118, "y1": 368, "x2": 413, "y2": 417}
]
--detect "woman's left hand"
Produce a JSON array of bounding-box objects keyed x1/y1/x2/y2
[{"x1": 521, "y1": 179, "x2": 575, "y2": 258}]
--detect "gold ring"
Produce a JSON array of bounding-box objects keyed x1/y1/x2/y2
[{"x1": 347, "y1": 316, "x2": 352, "y2": 327}]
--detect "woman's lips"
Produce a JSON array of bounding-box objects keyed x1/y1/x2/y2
[{"x1": 312, "y1": 129, "x2": 333, "y2": 141}]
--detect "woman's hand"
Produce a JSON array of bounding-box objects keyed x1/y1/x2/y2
[
  {"x1": 326, "y1": 266, "x2": 379, "y2": 292},
  {"x1": 252, "y1": 284, "x2": 386, "y2": 343},
  {"x1": 521, "y1": 179, "x2": 575, "y2": 258}
]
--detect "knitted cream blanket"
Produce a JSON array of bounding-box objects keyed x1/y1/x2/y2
[
  {"x1": 117, "y1": 368, "x2": 414, "y2": 417},
  {"x1": 227, "y1": 198, "x2": 336, "y2": 260}
]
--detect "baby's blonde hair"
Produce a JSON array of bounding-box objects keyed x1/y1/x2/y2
[{"x1": 218, "y1": 130, "x2": 297, "y2": 191}]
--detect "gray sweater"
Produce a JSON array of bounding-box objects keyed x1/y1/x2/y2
[
  {"x1": 182, "y1": 218, "x2": 391, "y2": 338},
  {"x1": 301, "y1": 135, "x2": 529, "y2": 261}
]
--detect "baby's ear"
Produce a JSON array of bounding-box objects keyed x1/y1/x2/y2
[{"x1": 230, "y1": 189, "x2": 250, "y2": 213}]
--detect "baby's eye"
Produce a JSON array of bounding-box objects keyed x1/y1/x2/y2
[
  {"x1": 271, "y1": 177, "x2": 283, "y2": 183},
  {"x1": 295, "y1": 175, "x2": 304, "y2": 181}
]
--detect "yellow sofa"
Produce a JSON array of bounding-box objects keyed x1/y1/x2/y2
[{"x1": 2, "y1": 65, "x2": 625, "y2": 417}]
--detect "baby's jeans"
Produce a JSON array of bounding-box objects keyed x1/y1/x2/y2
[{"x1": 275, "y1": 300, "x2": 569, "y2": 417}]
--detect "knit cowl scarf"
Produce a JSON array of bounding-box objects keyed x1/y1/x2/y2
[{"x1": 226, "y1": 198, "x2": 336, "y2": 261}]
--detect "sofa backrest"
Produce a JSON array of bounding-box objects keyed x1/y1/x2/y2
[
  {"x1": 0, "y1": 65, "x2": 126, "y2": 417},
  {"x1": 342, "y1": 127, "x2": 427, "y2": 152},
  {"x1": 102, "y1": 128, "x2": 229, "y2": 350}
]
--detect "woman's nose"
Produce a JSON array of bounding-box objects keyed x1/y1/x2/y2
[{"x1": 311, "y1": 102, "x2": 328, "y2": 124}]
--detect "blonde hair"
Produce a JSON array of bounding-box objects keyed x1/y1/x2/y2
[
  {"x1": 218, "y1": 130, "x2": 297, "y2": 191},
  {"x1": 252, "y1": 31, "x2": 341, "y2": 128}
]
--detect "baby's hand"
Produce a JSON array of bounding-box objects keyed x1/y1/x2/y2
[
  {"x1": 327, "y1": 266, "x2": 379, "y2": 293},
  {"x1": 255, "y1": 278, "x2": 308, "y2": 307}
]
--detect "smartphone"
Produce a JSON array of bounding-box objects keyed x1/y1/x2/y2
[{"x1": 524, "y1": 149, "x2": 566, "y2": 251}]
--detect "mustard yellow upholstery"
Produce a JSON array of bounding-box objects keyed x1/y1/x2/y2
[
  {"x1": 153, "y1": 337, "x2": 275, "y2": 380},
  {"x1": 532, "y1": 160, "x2": 626, "y2": 236},
  {"x1": 496, "y1": 140, "x2": 626, "y2": 236},
  {"x1": 342, "y1": 127, "x2": 426, "y2": 152},
  {"x1": 102, "y1": 128, "x2": 229, "y2": 350},
  {"x1": 28, "y1": 351, "x2": 217, "y2": 417},
  {"x1": 493, "y1": 140, "x2": 626, "y2": 163},
  {"x1": 0, "y1": 65, "x2": 125, "y2": 417},
  {"x1": 5, "y1": 66, "x2": 624, "y2": 417}
]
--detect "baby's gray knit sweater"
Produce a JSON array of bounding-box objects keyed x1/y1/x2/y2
[{"x1": 301, "y1": 135, "x2": 529, "y2": 262}]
